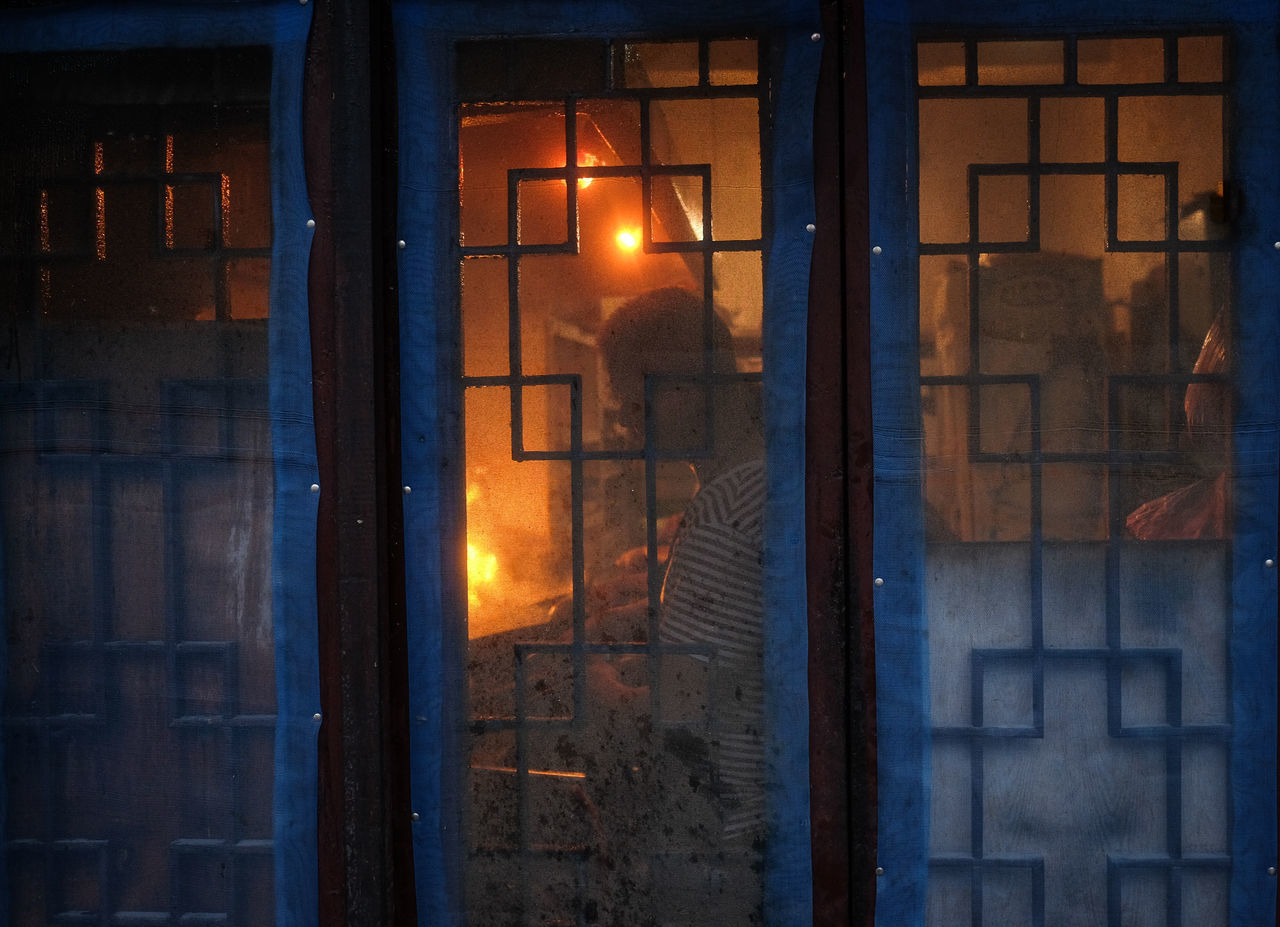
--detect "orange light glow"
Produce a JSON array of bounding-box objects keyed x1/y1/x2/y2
[
  {"x1": 467, "y1": 542, "x2": 499, "y2": 607},
  {"x1": 578, "y1": 152, "x2": 601, "y2": 188},
  {"x1": 615, "y1": 227, "x2": 641, "y2": 251}
]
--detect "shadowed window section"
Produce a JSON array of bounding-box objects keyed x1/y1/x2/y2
[{"x1": 1, "y1": 46, "x2": 277, "y2": 926}]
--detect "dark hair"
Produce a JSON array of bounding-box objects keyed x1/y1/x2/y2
[{"x1": 596, "y1": 287, "x2": 737, "y2": 375}]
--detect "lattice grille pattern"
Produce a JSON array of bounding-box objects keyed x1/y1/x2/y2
[
  {"x1": 458, "y1": 37, "x2": 770, "y2": 925},
  {"x1": 1, "y1": 48, "x2": 275, "y2": 926},
  {"x1": 917, "y1": 33, "x2": 1232, "y2": 926}
]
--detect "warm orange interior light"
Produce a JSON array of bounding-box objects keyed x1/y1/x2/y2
[
  {"x1": 578, "y1": 151, "x2": 600, "y2": 188},
  {"x1": 615, "y1": 227, "x2": 641, "y2": 251},
  {"x1": 467, "y1": 542, "x2": 499, "y2": 607}
]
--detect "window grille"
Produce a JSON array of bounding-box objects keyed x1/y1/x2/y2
[
  {"x1": 916, "y1": 32, "x2": 1235, "y2": 925},
  {"x1": 1, "y1": 47, "x2": 278, "y2": 927},
  {"x1": 455, "y1": 35, "x2": 774, "y2": 925}
]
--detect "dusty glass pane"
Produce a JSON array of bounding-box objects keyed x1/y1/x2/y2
[
  {"x1": 918, "y1": 42, "x2": 966, "y2": 86},
  {"x1": 1117, "y1": 95, "x2": 1224, "y2": 229},
  {"x1": 516, "y1": 178, "x2": 569, "y2": 246},
  {"x1": 651, "y1": 97, "x2": 761, "y2": 241},
  {"x1": 460, "y1": 104, "x2": 566, "y2": 247},
  {"x1": 461, "y1": 257, "x2": 508, "y2": 378},
  {"x1": 918, "y1": 32, "x2": 1233, "y2": 926},
  {"x1": 919, "y1": 98, "x2": 1027, "y2": 243},
  {"x1": 1117, "y1": 173, "x2": 1169, "y2": 241},
  {"x1": 228, "y1": 256, "x2": 270, "y2": 319},
  {"x1": 1179, "y1": 35, "x2": 1224, "y2": 83},
  {"x1": 1078, "y1": 37, "x2": 1164, "y2": 84},
  {"x1": 977, "y1": 173, "x2": 1030, "y2": 242},
  {"x1": 1040, "y1": 173, "x2": 1105, "y2": 254},
  {"x1": 459, "y1": 41, "x2": 768, "y2": 924},
  {"x1": 623, "y1": 41, "x2": 699, "y2": 87},
  {"x1": 651, "y1": 174, "x2": 705, "y2": 242},
  {"x1": 918, "y1": 255, "x2": 968, "y2": 377},
  {"x1": 712, "y1": 250, "x2": 763, "y2": 341},
  {"x1": 1040, "y1": 96, "x2": 1104, "y2": 163},
  {"x1": 976, "y1": 40, "x2": 1064, "y2": 84},
  {"x1": 577, "y1": 98, "x2": 642, "y2": 166},
  {"x1": 709, "y1": 39, "x2": 757, "y2": 86}
]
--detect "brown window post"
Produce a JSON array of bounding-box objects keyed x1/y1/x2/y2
[
  {"x1": 808, "y1": 0, "x2": 876, "y2": 924},
  {"x1": 304, "y1": 1, "x2": 416, "y2": 924}
]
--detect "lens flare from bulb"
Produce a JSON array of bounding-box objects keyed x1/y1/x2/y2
[{"x1": 615, "y1": 228, "x2": 641, "y2": 252}]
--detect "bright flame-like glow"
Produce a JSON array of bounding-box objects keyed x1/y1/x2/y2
[
  {"x1": 578, "y1": 152, "x2": 601, "y2": 188},
  {"x1": 467, "y1": 542, "x2": 499, "y2": 607},
  {"x1": 615, "y1": 228, "x2": 641, "y2": 251}
]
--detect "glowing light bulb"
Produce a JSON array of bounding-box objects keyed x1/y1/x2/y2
[{"x1": 615, "y1": 228, "x2": 641, "y2": 252}]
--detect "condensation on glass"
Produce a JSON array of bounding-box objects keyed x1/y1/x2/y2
[
  {"x1": 456, "y1": 37, "x2": 768, "y2": 924},
  {"x1": 917, "y1": 34, "x2": 1232, "y2": 925},
  {"x1": 0, "y1": 49, "x2": 275, "y2": 924}
]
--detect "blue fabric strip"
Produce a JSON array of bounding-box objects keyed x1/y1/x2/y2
[
  {"x1": 394, "y1": 2, "x2": 819, "y2": 923},
  {"x1": 863, "y1": 6, "x2": 930, "y2": 924},
  {"x1": 760, "y1": 19, "x2": 823, "y2": 927},
  {"x1": 1224, "y1": 15, "x2": 1280, "y2": 926},
  {"x1": 0, "y1": 5, "x2": 318, "y2": 927},
  {"x1": 866, "y1": 2, "x2": 1278, "y2": 925}
]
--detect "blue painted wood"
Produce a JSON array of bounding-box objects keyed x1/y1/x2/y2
[{"x1": 863, "y1": 5, "x2": 931, "y2": 925}]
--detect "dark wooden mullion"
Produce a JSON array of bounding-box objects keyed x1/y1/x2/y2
[
  {"x1": 305, "y1": 1, "x2": 415, "y2": 925},
  {"x1": 808, "y1": 0, "x2": 876, "y2": 923}
]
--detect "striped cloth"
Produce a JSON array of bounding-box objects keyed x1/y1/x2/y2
[{"x1": 660, "y1": 459, "x2": 766, "y2": 842}]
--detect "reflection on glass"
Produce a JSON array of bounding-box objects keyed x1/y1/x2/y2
[
  {"x1": 458, "y1": 38, "x2": 766, "y2": 925},
  {"x1": 917, "y1": 33, "x2": 1232, "y2": 927}
]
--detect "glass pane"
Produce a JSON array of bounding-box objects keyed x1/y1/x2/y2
[
  {"x1": 919, "y1": 98, "x2": 1028, "y2": 243},
  {"x1": 709, "y1": 39, "x2": 758, "y2": 86},
  {"x1": 458, "y1": 37, "x2": 767, "y2": 925},
  {"x1": 1078, "y1": 37, "x2": 1165, "y2": 84},
  {"x1": 1040, "y1": 96, "x2": 1105, "y2": 163},
  {"x1": 650, "y1": 97, "x2": 762, "y2": 241},
  {"x1": 918, "y1": 42, "x2": 966, "y2": 86},
  {"x1": 623, "y1": 41, "x2": 699, "y2": 88},
  {"x1": 976, "y1": 40, "x2": 1064, "y2": 84},
  {"x1": 917, "y1": 33, "x2": 1232, "y2": 926},
  {"x1": 1, "y1": 47, "x2": 275, "y2": 926}
]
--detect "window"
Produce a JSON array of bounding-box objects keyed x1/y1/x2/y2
[
  {"x1": 869, "y1": 7, "x2": 1278, "y2": 926},
  {"x1": 457, "y1": 37, "x2": 770, "y2": 923},
  {"x1": 0, "y1": 9, "x2": 315, "y2": 926},
  {"x1": 1, "y1": 47, "x2": 278, "y2": 925},
  {"x1": 397, "y1": 6, "x2": 820, "y2": 923},
  {"x1": 919, "y1": 33, "x2": 1233, "y2": 924}
]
